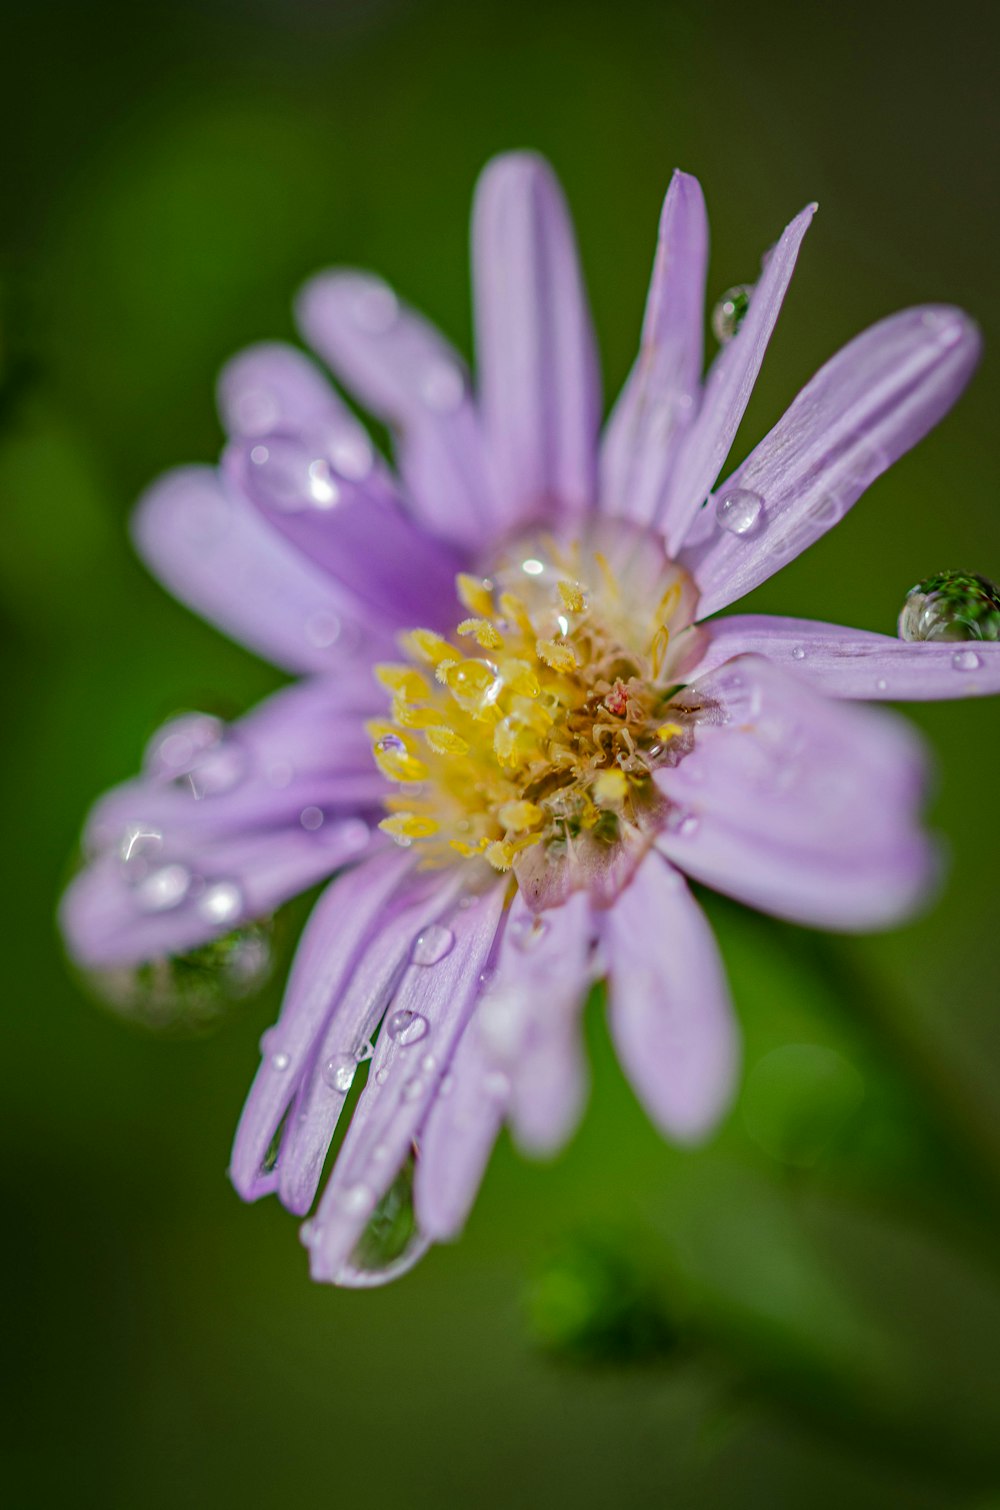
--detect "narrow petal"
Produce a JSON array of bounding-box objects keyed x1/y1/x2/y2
[
  {"x1": 660, "y1": 204, "x2": 816, "y2": 554},
  {"x1": 227, "y1": 432, "x2": 465, "y2": 630},
  {"x1": 308, "y1": 883, "x2": 507, "y2": 1283},
  {"x1": 602, "y1": 853, "x2": 739, "y2": 1141},
  {"x1": 687, "y1": 307, "x2": 983, "y2": 618},
  {"x1": 60, "y1": 817, "x2": 376, "y2": 971},
  {"x1": 657, "y1": 656, "x2": 936, "y2": 930},
  {"x1": 296, "y1": 270, "x2": 497, "y2": 547},
  {"x1": 472, "y1": 152, "x2": 601, "y2": 532},
  {"x1": 416, "y1": 891, "x2": 596, "y2": 1240},
  {"x1": 277, "y1": 872, "x2": 465, "y2": 1216},
  {"x1": 131, "y1": 466, "x2": 391, "y2": 673},
  {"x1": 600, "y1": 171, "x2": 708, "y2": 525},
  {"x1": 229, "y1": 853, "x2": 416, "y2": 1202},
  {"x1": 685, "y1": 614, "x2": 1000, "y2": 700}
]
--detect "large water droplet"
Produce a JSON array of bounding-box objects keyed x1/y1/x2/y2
[
  {"x1": 411, "y1": 923, "x2": 455, "y2": 966},
  {"x1": 387, "y1": 1008, "x2": 429, "y2": 1046},
  {"x1": 323, "y1": 1054, "x2": 357, "y2": 1094},
  {"x1": 952, "y1": 648, "x2": 982, "y2": 671},
  {"x1": 715, "y1": 488, "x2": 763, "y2": 537},
  {"x1": 338, "y1": 1147, "x2": 426, "y2": 1287},
  {"x1": 445, "y1": 658, "x2": 503, "y2": 715},
  {"x1": 247, "y1": 438, "x2": 342, "y2": 513},
  {"x1": 711, "y1": 284, "x2": 754, "y2": 344},
  {"x1": 85, "y1": 920, "x2": 274, "y2": 1034},
  {"x1": 898, "y1": 570, "x2": 1000, "y2": 643}
]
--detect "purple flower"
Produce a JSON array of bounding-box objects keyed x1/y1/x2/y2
[{"x1": 61, "y1": 154, "x2": 995, "y2": 1286}]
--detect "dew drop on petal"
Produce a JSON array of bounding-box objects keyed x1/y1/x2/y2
[
  {"x1": 303, "y1": 610, "x2": 342, "y2": 649},
  {"x1": 135, "y1": 863, "x2": 191, "y2": 913},
  {"x1": 791, "y1": 646, "x2": 806, "y2": 661},
  {"x1": 340, "y1": 1148, "x2": 425, "y2": 1286},
  {"x1": 387, "y1": 1009, "x2": 429, "y2": 1046},
  {"x1": 898, "y1": 571, "x2": 1000, "y2": 643},
  {"x1": 197, "y1": 880, "x2": 245, "y2": 926},
  {"x1": 272, "y1": 1050, "x2": 291, "y2": 1072},
  {"x1": 715, "y1": 488, "x2": 764, "y2": 537},
  {"x1": 511, "y1": 914, "x2": 549, "y2": 952},
  {"x1": 374, "y1": 1067, "x2": 390, "y2": 1086},
  {"x1": 323, "y1": 1054, "x2": 357, "y2": 1093},
  {"x1": 411, "y1": 923, "x2": 455, "y2": 966},
  {"x1": 952, "y1": 648, "x2": 982, "y2": 671},
  {"x1": 401, "y1": 1076, "x2": 424, "y2": 1102},
  {"x1": 711, "y1": 284, "x2": 754, "y2": 344},
  {"x1": 299, "y1": 805, "x2": 325, "y2": 831}
]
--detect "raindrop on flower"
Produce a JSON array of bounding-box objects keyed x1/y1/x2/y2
[
  {"x1": 715, "y1": 488, "x2": 764, "y2": 537},
  {"x1": 197, "y1": 880, "x2": 245, "y2": 926},
  {"x1": 323, "y1": 1054, "x2": 357, "y2": 1094},
  {"x1": 711, "y1": 284, "x2": 754, "y2": 344},
  {"x1": 898, "y1": 570, "x2": 1000, "y2": 643},
  {"x1": 952, "y1": 648, "x2": 982, "y2": 671},
  {"x1": 411, "y1": 923, "x2": 455, "y2": 966},
  {"x1": 272, "y1": 1050, "x2": 291, "y2": 1072},
  {"x1": 299, "y1": 805, "x2": 325, "y2": 831},
  {"x1": 511, "y1": 915, "x2": 549, "y2": 952},
  {"x1": 304, "y1": 610, "x2": 342, "y2": 649},
  {"x1": 246, "y1": 437, "x2": 341, "y2": 513},
  {"x1": 135, "y1": 863, "x2": 191, "y2": 913},
  {"x1": 387, "y1": 1009, "x2": 429, "y2": 1046},
  {"x1": 339, "y1": 1147, "x2": 426, "y2": 1287},
  {"x1": 791, "y1": 646, "x2": 806, "y2": 661}
]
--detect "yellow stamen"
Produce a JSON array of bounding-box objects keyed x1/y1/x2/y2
[
  {"x1": 497, "y1": 799, "x2": 544, "y2": 832},
  {"x1": 457, "y1": 617, "x2": 504, "y2": 650},
  {"x1": 592, "y1": 769, "x2": 628, "y2": 804},
  {"x1": 558, "y1": 579, "x2": 586, "y2": 613},
  {"x1": 536, "y1": 638, "x2": 577, "y2": 673},
  {"x1": 425, "y1": 726, "x2": 470, "y2": 756},
  {"x1": 379, "y1": 813, "x2": 440, "y2": 840},
  {"x1": 456, "y1": 574, "x2": 495, "y2": 617},
  {"x1": 401, "y1": 629, "x2": 454, "y2": 666}
]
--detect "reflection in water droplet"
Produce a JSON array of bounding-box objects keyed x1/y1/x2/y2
[
  {"x1": 952, "y1": 648, "x2": 982, "y2": 671},
  {"x1": 711, "y1": 284, "x2": 754, "y2": 344},
  {"x1": 715, "y1": 488, "x2": 763, "y2": 537},
  {"x1": 445, "y1": 658, "x2": 502, "y2": 715},
  {"x1": 339, "y1": 1146, "x2": 426, "y2": 1287},
  {"x1": 85, "y1": 920, "x2": 274, "y2": 1035},
  {"x1": 387, "y1": 1009, "x2": 429, "y2": 1046},
  {"x1": 898, "y1": 570, "x2": 1000, "y2": 643},
  {"x1": 323, "y1": 1054, "x2": 357, "y2": 1093},
  {"x1": 411, "y1": 923, "x2": 455, "y2": 966}
]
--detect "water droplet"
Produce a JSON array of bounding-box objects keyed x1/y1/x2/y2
[
  {"x1": 411, "y1": 923, "x2": 455, "y2": 966},
  {"x1": 299, "y1": 805, "x2": 325, "y2": 831},
  {"x1": 439, "y1": 1073, "x2": 454, "y2": 1097},
  {"x1": 135, "y1": 863, "x2": 191, "y2": 913},
  {"x1": 484, "y1": 1070, "x2": 511, "y2": 1101},
  {"x1": 791, "y1": 646, "x2": 806, "y2": 661},
  {"x1": 375, "y1": 733, "x2": 406, "y2": 755},
  {"x1": 387, "y1": 1009, "x2": 429, "y2": 1046},
  {"x1": 119, "y1": 825, "x2": 163, "y2": 878},
  {"x1": 668, "y1": 810, "x2": 700, "y2": 839},
  {"x1": 876, "y1": 678, "x2": 888, "y2": 692},
  {"x1": 351, "y1": 279, "x2": 399, "y2": 334},
  {"x1": 446, "y1": 658, "x2": 502, "y2": 714},
  {"x1": 419, "y1": 360, "x2": 465, "y2": 412},
  {"x1": 374, "y1": 1067, "x2": 389, "y2": 1086},
  {"x1": 898, "y1": 570, "x2": 1000, "y2": 643},
  {"x1": 328, "y1": 432, "x2": 373, "y2": 480},
  {"x1": 84, "y1": 921, "x2": 274, "y2": 1034},
  {"x1": 304, "y1": 610, "x2": 342, "y2": 649},
  {"x1": 323, "y1": 1054, "x2": 357, "y2": 1093},
  {"x1": 340, "y1": 1148, "x2": 426, "y2": 1286},
  {"x1": 711, "y1": 284, "x2": 754, "y2": 344},
  {"x1": 300, "y1": 1218, "x2": 323, "y2": 1248},
  {"x1": 197, "y1": 880, "x2": 245, "y2": 926},
  {"x1": 511, "y1": 914, "x2": 549, "y2": 952},
  {"x1": 952, "y1": 648, "x2": 982, "y2": 671},
  {"x1": 715, "y1": 488, "x2": 764, "y2": 537},
  {"x1": 420, "y1": 1054, "x2": 437, "y2": 1074},
  {"x1": 401, "y1": 1076, "x2": 424, "y2": 1102},
  {"x1": 521, "y1": 558, "x2": 546, "y2": 576},
  {"x1": 353, "y1": 1039, "x2": 374, "y2": 1064},
  {"x1": 337, "y1": 818, "x2": 372, "y2": 853},
  {"x1": 246, "y1": 437, "x2": 342, "y2": 513},
  {"x1": 260, "y1": 1107, "x2": 291, "y2": 1175}
]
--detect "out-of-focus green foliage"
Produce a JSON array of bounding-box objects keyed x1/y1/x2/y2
[{"x1": 2, "y1": 2, "x2": 999, "y2": 1507}]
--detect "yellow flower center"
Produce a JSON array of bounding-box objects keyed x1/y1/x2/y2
[{"x1": 370, "y1": 526, "x2": 703, "y2": 902}]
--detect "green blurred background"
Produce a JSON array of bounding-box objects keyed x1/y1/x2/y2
[{"x1": 3, "y1": 0, "x2": 1000, "y2": 1505}]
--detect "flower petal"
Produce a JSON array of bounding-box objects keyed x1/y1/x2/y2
[
  {"x1": 131, "y1": 466, "x2": 390, "y2": 673},
  {"x1": 657, "y1": 656, "x2": 936, "y2": 930},
  {"x1": 229, "y1": 853, "x2": 416, "y2": 1202},
  {"x1": 308, "y1": 882, "x2": 507, "y2": 1283},
  {"x1": 276, "y1": 871, "x2": 465, "y2": 1216},
  {"x1": 416, "y1": 890, "x2": 596, "y2": 1241},
  {"x1": 600, "y1": 170, "x2": 708, "y2": 525},
  {"x1": 687, "y1": 307, "x2": 983, "y2": 618},
  {"x1": 602, "y1": 852, "x2": 739, "y2": 1141},
  {"x1": 296, "y1": 270, "x2": 496, "y2": 548},
  {"x1": 472, "y1": 152, "x2": 601, "y2": 532},
  {"x1": 660, "y1": 204, "x2": 816, "y2": 554},
  {"x1": 227, "y1": 431, "x2": 465, "y2": 630},
  {"x1": 685, "y1": 614, "x2": 1000, "y2": 700},
  {"x1": 218, "y1": 341, "x2": 371, "y2": 456}
]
